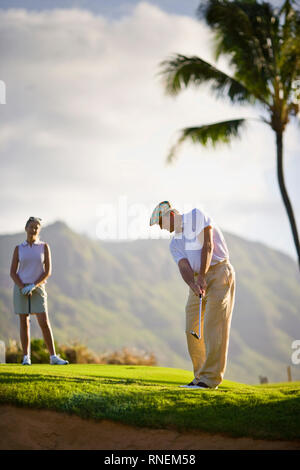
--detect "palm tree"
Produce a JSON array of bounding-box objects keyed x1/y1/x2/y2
[{"x1": 157, "y1": 0, "x2": 300, "y2": 270}]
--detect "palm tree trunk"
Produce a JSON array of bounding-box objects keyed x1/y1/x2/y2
[{"x1": 276, "y1": 130, "x2": 300, "y2": 271}]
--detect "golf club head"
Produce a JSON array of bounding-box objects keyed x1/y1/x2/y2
[
  {"x1": 189, "y1": 293, "x2": 202, "y2": 340},
  {"x1": 190, "y1": 330, "x2": 200, "y2": 340}
]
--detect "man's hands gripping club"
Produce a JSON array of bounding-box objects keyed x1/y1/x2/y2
[
  {"x1": 178, "y1": 259, "x2": 207, "y2": 296},
  {"x1": 177, "y1": 226, "x2": 213, "y2": 296},
  {"x1": 191, "y1": 274, "x2": 207, "y2": 297}
]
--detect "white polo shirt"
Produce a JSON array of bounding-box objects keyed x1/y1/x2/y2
[{"x1": 169, "y1": 208, "x2": 229, "y2": 272}]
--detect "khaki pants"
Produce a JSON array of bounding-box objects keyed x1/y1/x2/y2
[{"x1": 185, "y1": 259, "x2": 236, "y2": 388}]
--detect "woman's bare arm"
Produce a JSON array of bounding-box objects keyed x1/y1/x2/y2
[
  {"x1": 34, "y1": 243, "x2": 52, "y2": 288},
  {"x1": 10, "y1": 246, "x2": 25, "y2": 289}
]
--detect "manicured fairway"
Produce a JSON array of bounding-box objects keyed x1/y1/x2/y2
[{"x1": 0, "y1": 364, "x2": 299, "y2": 441}]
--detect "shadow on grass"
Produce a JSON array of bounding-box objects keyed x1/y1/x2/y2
[
  {"x1": 0, "y1": 371, "x2": 187, "y2": 390},
  {"x1": 1, "y1": 371, "x2": 300, "y2": 440},
  {"x1": 0, "y1": 370, "x2": 191, "y2": 387}
]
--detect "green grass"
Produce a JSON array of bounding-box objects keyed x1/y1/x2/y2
[{"x1": 0, "y1": 364, "x2": 300, "y2": 441}]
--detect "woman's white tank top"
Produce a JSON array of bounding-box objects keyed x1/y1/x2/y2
[{"x1": 17, "y1": 239, "x2": 47, "y2": 284}]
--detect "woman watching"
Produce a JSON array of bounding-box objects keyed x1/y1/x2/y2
[{"x1": 10, "y1": 216, "x2": 68, "y2": 366}]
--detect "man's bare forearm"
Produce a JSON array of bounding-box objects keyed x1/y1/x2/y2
[
  {"x1": 178, "y1": 258, "x2": 195, "y2": 286},
  {"x1": 199, "y1": 243, "x2": 214, "y2": 277},
  {"x1": 178, "y1": 258, "x2": 202, "y2": 296}
]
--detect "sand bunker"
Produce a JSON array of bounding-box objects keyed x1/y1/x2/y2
[{"x1": 0, "y1": 405, "x2": 299, "y2": 450}]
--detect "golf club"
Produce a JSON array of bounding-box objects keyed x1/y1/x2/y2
[
  {"x1": 190, "y1": 293, "x2": 202, "y2": 340},
  {"x1": 28, "y1": 291, "x2": 31, "y2": 359}
]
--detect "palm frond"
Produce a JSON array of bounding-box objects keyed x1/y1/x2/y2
[
  {"x1": 196, "y1": 0, "x2": 277, "y2": 103},
  {"x1": 157, "y1": 54, "x2": 255, "y2": 105},
  {"x1": 167, "y1": 118, "x2": 247, "y2": 164},
  {"x1": 277, "y1": 1, "x2": 300, "y2": 100}
]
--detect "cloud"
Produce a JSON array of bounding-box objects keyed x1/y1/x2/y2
[{"x1": 0, "y1": 2, "x2": 299, "y2": 260}]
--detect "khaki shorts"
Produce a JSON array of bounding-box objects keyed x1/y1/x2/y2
[{"x1": 13, "y1": 283, "x2": 48, "y2": 314}]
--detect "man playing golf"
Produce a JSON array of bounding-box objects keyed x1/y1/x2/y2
[{"x1": 150, "y1": 201, "x2": 236, "y2": 389}]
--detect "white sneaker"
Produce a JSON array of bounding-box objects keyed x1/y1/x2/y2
[
  {"x1": 22, "y1": 355, "x2": 31, "y2": 365},
  {"x1": 50, "y1": 354, "x2": 69, "y2": 365}
]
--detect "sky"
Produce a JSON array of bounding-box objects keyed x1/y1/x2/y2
[{"x1": 0, "y1": 0, "x2": 299, "y2": 262}]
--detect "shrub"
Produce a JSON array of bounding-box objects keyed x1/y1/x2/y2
[
  {"x1": 59, "y1": 341, "x2": 100, "y2": 364},
  {"x1": 98, "y1": 347, "x2": 157, "y2": 366},
  {"x1": 5, "y1": 338, "x2": 68, "y2": 364},
  {"x1": 5, "y1": 339, "x2": 22, "y2": 364},
  {"x1": 5, "y1": 338, "x2": 157, "y2": 366}
]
